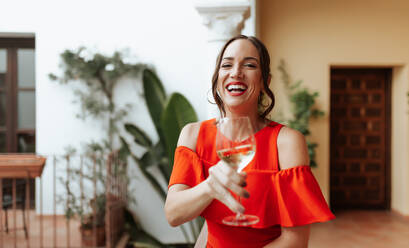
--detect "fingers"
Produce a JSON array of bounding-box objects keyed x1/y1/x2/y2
[
  {"x1": 209, "y1": 163, "x2": 249, "y2": 199},
  {"x1": 206, "y1": 175, "x2": 245, "y2": 214},
  {"x1": 238, "y1": 171, "x2": 248, "y2": 187},
  {"x1": 224, "y1": 193, "x2": 245, "y2": 214},
  {"x1": 219, "y1": 161, "x2": 247, "y2": 186},
  {"x1": 206, "y1": 162, "x2": 250, "y2": 214}
]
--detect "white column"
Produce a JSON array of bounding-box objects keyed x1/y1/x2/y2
[{"x1": 194, "y1": 0, "x2": 252, "y2": 119}]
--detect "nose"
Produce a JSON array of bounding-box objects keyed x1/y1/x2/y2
[{"x1": 230, "y1": 65, "x2": 243, "y2": 79}]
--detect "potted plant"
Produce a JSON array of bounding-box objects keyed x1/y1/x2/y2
[
  {"x1": 59, "y1": 146, "x2": 113, "y2": 247},
  {"x1": 80, "y1": 194, "x2": 106, "y2": 247}
]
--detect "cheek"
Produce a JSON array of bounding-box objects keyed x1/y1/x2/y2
[
  {"x1": 249, "y1": 74, "x2": 263, "y2": 90},
  {"x1": 256, "y1": 74, "x2": 264, "y2": 90},
  {"x1": 218, "y1": 70, "x2": 227, "y2": 80},
  {"x1": 257, "y1": 79, "x2": 263, "y2": 90},
  {"x1": 217, "y1": 72, "x2": 226, "y2": 90},
  {"x1": 216, "y1": 79, "x2": 223, "y2": 94}
]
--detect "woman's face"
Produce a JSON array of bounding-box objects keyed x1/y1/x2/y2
[{"x1": 217, "y1": 39, "x2": 263, "y2": 113}]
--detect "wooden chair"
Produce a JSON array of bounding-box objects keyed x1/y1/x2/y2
[{"x1": 0, "y1": 154, "x2": 46, "y2": 240}]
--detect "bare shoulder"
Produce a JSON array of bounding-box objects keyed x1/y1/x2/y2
[
  {"x1": 277, "y1": 126, "x2": 310, "y2": 169},
  {"x1": 277, "y1": 126, "x2": 306, "y2": 147},
  {"x1": 176, "y1": 121, "x2": 202, "y2": 151}
]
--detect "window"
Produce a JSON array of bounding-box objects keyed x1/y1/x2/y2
[{"x1": 0, "y1": 37, "x2": 36, "y2": 153}]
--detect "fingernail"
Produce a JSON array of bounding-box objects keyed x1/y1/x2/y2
[{"x1": 238, "y1": 207, "x2": 245, "y2": 214}]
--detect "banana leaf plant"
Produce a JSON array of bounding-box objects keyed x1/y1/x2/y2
[{"x1": 120, "y1": 68, "x2": 201, "y2": 244}]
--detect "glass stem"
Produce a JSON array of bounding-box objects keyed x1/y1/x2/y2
[{"x1": 236, "y1": 196, "x2": 243, "y2": 220}]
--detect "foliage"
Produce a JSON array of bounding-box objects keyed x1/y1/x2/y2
[
  {"x1": 124, "y1": 208, "x2": 164, "y2": 247},
  {"x1": 49, "y1": 48, "x2": 150, "y2": 243},
  {"x1": 49, "y1": 47, "x2": 146, "y2": 149},
  {"x1": 58, "y1": 143, "x2": 120, "y2": 228},
  {"x1": 276, "y1": 59, "x2": 325, "y2": 167},
  {"x1": 51, "y1": 47, "x2": 201, "y2": 245},
  {"x1": 121, "y1": 68, "x2": 202, "y2": 244}
]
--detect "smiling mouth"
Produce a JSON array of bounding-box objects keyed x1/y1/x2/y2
[{"x1": 225, "y1": 82, "x2": 248, "y2": 96}]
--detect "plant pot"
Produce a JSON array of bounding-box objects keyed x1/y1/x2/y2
[{"x1": 80, "y1": 225, "x2": 106, "y2": 247}]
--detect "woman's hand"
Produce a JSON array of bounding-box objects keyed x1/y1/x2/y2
[
  {"x1": 205, "y1": 160, "x2": 250, "y2": 214},
  {"x1": 165, "y1": 122, "x2": 249, "y2": 227},
  {"x1": 165, "y1": 160, "x2": 248, "y2": 226}
]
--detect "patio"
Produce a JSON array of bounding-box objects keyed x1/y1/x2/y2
[
  {"x1": 0, "y1": 153, "x2": 127, "y2": 248},
  {"x1": 0, "y1": 210, "x2": 408, "y2": 247}
]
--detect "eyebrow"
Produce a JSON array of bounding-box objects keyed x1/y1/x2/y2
[{"x1": 222, "y1": 56, "x2": 259, "y2": 62}]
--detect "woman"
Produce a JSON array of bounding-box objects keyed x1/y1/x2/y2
[{"x1": 164, "y1": 35, "x2": 334, "y2": 247}]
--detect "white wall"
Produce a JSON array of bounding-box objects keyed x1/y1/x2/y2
[{"x1": 0, "y1": 0, "x2": 255, "y2": 243}]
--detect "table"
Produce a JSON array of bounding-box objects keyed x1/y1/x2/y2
[{"x1": 0, "y1": 154, "x2": 46, "y2": 178}]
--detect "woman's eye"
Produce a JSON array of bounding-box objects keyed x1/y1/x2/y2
[
  {"x1": 221, "y1": 64, "x2": 232, "y2": 68},
  {"x1": 244, "y1": 63, "x2": 257, "y2": 68}
]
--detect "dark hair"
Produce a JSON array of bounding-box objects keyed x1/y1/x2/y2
[{"x1": 211, "y1": 35, "x2": 275, "y2": 118}]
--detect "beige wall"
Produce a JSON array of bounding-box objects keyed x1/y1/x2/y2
[{"x1": 259, "y1": 0, "x2": 409, "y2": 215}]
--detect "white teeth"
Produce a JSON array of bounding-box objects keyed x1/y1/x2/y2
[{"x1": 227, "y1": 84, "x2": 247, "y2": 91}]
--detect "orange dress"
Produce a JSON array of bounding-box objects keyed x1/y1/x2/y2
[{"x1": 169, "y1": 119, "x2": 335, "y2": 248}]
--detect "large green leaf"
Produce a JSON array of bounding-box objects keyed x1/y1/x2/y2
[
  {"x1": 143, "y1": 69, "x2": 166, "y2": 144},
  {"x1": 160, "y1": 93, "x2": 198, "y2": 170},
  {"x1": 124, "y1": 123, "x2": 152, "y2": 147},
  {"x1": 130, "y1": 154, "x2": 166, "y2": 201},
  {"x1": 140, "y1": 144, "x2": 167, "y2": 170},
  {"x1": 153, "y1": 142, "x2": 170, "y2": 181},
  {"x1": 118, "y1": 136, "x2": 131, "y2": 160},
  {"x1": 140, "y1": 151, "x2": 155, "y2": 169}
]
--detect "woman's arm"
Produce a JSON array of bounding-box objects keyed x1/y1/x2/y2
[
  {"x1": 264, "y1": 126, "x2": 311, "y2": 247},
  {"x1": 164, "y1": 123, "x2": 248, "y2": 227},
  {"x1": 165, "y1": 183, "x2": 212, "y2": 227}
]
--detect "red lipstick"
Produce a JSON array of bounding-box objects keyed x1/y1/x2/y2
[{"x1": 225, "y1": 82, "x2": 248, "y2": 96}]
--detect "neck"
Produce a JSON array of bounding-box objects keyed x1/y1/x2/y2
[{"x1": 224, "y1": 107, "x2": 266, "y2": 132}]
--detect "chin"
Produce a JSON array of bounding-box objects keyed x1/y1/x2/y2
[
  {"x1": 224, "y1": 99, "x2": 245, "y2": 107},
  {"x1": 224, "y1": 101, "x2": 256, "y2": 113}
]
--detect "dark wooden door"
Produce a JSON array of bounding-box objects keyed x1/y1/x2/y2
[
  {"x1": 330, "y1": 68, "x2": 391, "y2": 209},
  {"x1": 0, "y1": 38, "x2": 36, "y2": 153}
]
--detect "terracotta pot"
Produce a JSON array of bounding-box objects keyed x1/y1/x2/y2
[{"x1": 80, "y1": 225, "x2": 106, "y2": 247}]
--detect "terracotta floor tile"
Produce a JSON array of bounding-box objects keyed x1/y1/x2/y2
[
  {"x1": 0, "y1": 210, "x2": 82, "y2": 247},
  {"x1": 309, "y1": 210, "x2": 409, "y2": 248}
]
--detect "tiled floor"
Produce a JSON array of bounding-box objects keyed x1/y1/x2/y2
[
  {"x1": 309, "y1": 210, "x2": 409, "y2": 248},
  {"x1": 0, "y1": 210, "x2": 409, "y2": 247},
  {"x1": 0, "y1": 210, "x2": 82, "y2": 247}
]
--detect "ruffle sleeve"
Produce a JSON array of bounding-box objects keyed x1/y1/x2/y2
[
  {"x1": 168, "y1": 146, "x2": 205, "y2": 188},
  {"x1": 201, "y1": 165, "x2": 335, "y2": 228}
]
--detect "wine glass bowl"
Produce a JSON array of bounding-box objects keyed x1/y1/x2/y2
[{"x1": 215, "y1": 116, "x2": 259, "y2": 226}]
